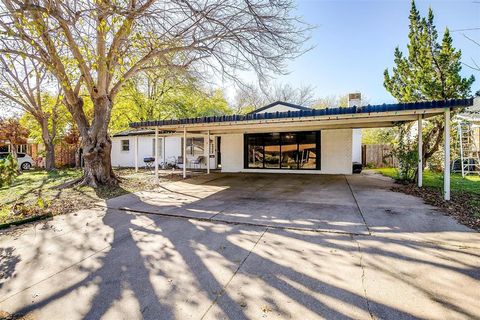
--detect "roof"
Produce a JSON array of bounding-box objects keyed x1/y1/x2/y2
[
  {"x1": 112, "y1": 129, "x2": 155, "y2": 137},
  {"x1": 130, "y1": 98, "x2": 474, "y2": 130},
  {"x1": 458, "y1": 100, "x2": 480, "y2": 122},
  {"x1": 247, "y1": 101, "x2": 312, "y2": 115}
]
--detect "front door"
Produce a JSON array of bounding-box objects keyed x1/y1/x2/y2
[{"x1": 216, "y1": 137, "x2": 222, "y2": 169}]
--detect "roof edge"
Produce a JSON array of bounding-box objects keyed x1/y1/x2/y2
[{"x1": 130, "y1": 98, "x2": 474, "y2": 129}]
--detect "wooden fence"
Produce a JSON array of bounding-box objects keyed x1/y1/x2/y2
[
  {"x1": 55, "y1": 143, "x2": 77, "y2": 167},
  {"x1": 361, "y1": 144, "x2": 398, "y2": 168}
]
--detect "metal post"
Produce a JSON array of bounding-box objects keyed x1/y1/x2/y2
[
  {"x1": 417, "y1": 115, "x2": 423, "y2": 188},
  {"x1": 163, "y1": 136, "x2": 166, "y2": 165},
  {"x1": 134, "y1": 136, "x2": 139, "y2": 173},
  {"x1": 207, "y1": 130, "x2": 210, "y2": 174},
  {"x1": 458, "y1": 123, "x2": 465, "y2": 177},
  {"x1": 444, "y1": 108, "x2": 451, "y2": 201},
  {"x1": 154, "y1": 127, "x2": 159, "y2": 179},
  {"x1": 183, "y1": 126, "x2": 187, "y2": 179}
]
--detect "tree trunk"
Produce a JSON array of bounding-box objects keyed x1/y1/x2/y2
[
  {"x1": 44, "y1": 140, "x2": 55, "y2": 171},
  {"x1": 79, "y1": 96, "x2": 117, "y2": 187},
  {"x1": 75, "y1": 147, "x2": 82, "y2": 168},
  {"x1": 423, "y1": 118, "x2": 445, "y2": 166},
  {"x1": 41, "y1": 119, "x2": 56, "y2": 171},
  {"x1": 10, "y1": 143, "x2": 17, "y2": 159}
]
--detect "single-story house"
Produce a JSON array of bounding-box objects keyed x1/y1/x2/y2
[
  {"x1": 111, "y1": 94, "x2": 363, "y2": 170},
  {"x1": 126, "y1": 96, "x2": 475, "y2": 201}
]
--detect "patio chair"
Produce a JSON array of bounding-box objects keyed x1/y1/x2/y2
[
  {"x1": 176, "y1": 156, "x2": 184, "y2": 168},
  {"x1": 190, "y1": 156, "x2": 204, "y2": 169}
]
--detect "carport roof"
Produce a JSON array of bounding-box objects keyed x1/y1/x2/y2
[{"x1": 129, "y1": 98, "x2": 474, "y2": 133}]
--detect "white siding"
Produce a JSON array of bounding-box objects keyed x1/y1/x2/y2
[
  {"x1": 352, "y1": 129, "x2": 362, "y2": 163},
  {"x1": 219, "y1": 129, "x2": 353, "y2": 174},
  {"x1": 220, "y1": 134, "x2": 244, "y2": 172},
  {"x1": 321, "y1": 129, "x2": 353, "y2": 174},
  {"x1": 111, "y1": 136, "x2": 135, "y2": 167}
]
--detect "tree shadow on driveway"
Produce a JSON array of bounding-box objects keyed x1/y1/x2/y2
[{"x1": 1, "y1": 174, "x2": 479, "y2": 319}]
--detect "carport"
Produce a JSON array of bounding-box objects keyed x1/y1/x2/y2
[{"x1": 130, "y1": 98, "x2": 474, "y2": 200}]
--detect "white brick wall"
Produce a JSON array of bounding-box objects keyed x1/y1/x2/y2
[{"x1": 219, "y1": 129, "x2": 353, "y2": 174}]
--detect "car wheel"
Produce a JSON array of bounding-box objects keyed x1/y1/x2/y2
[{"x1": 21, "y1": 162, "x2": 32, "y2": 170}]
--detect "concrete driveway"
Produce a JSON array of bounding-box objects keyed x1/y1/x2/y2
[{"x1": 0, "y1": 173, "x2": 479, "y2": 319}]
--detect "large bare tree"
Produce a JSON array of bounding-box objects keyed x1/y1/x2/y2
[
  {"x1": 0, "y1": 52, "x2": 61, "y2": 170},
  {"x1": 233, "y1": 82, "x2": 316, "y2": 114},
  {"x1": 0, "y1": 0, "x2": 309, "y2": 186}
]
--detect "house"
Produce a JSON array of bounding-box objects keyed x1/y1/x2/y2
[
  {"x1": 128, "y1": 97, "x2": 475, "y2": 200},
  {"x1": 111, "y1": 94, "x2": 364, "y2": 170}
]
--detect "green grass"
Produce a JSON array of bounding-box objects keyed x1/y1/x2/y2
[
  {"x1": 0, "y1": 168, "x2": 169, "y2": 225},
  {"x1": 0, "y1": 169, "x2": 82, "y2": 224},
  {"x1": 375, "y1": 167, "x2": 480, "y2": 195}
]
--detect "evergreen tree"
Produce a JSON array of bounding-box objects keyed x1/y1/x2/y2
[{"x1": 384, "y1": 0, "x2": 475, "y2": 167}]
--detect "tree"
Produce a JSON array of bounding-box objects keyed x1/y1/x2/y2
[
  {"x1": 312, "y1": 94, "x2": 349, "y2": 109},
  {"x1": 111, "y1": 71, "x2": 231, "y2": 132},
  {"x1": 0, "y1": 117, "x2": 29, "y2": 159},
  {"x1": 0, "y1": 0, "x2": 309, "y2": 187},
  {"x1": 384, "y1": 0, "x2": 475, "y2": 167},
  {"x1": 233, "y1": 83, "x2": 316, "y2": 114},
  {"x1": 0, "y1": 52, "x2": 62, "y2": 170}
]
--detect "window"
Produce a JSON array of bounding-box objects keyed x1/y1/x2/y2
[
  {"x1": 264, "y1": 133, "x2": 280, "y2": 168},
  {"x1": 121, "y1": 140, "x2": 130, "y2": 151},
  {"x1": 244, "y1": 131, "x2": 321, "y2": 170},
  {"x1": 17, "y1": 145, "x2": 27, "y2": 153},
  {"x1": 183, "y1": 137, "x2": 204, "y2": 156},
  {"x1": 247, "y1": 135, "x2": 264, "y2": 168}
]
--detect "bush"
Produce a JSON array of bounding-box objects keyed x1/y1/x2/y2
[
  {"x1": 389, "y1": 124, "x2": 418, "y2": 182},
  {"x1": 0, "y1": 154, "x2": 19, "y2": 187}
]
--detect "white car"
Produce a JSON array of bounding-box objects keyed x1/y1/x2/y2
[{"x1": 0, "y1": 152, "x2": 34, "y2": 170}]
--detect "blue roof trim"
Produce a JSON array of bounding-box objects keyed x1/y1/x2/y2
[{"x1": 129, "y1": 98, "x2": 474, "y2": 128}]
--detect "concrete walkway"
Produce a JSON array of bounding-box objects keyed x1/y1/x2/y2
[{"x1": 0, "y1": 173, "x2": 479, "y2": 319}]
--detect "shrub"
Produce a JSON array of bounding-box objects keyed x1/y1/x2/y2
[
  {"x1": 0, "y1": 154, "x2": 19, "y2": 187},
  {"x1": 389, "y1": 123, "x2": 418, "y2": 182}
]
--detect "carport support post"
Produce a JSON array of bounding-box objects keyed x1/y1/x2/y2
[
  {"x1": 134, "y1": 136, "x2": 139, "y2": 173},
  {"x1": 154, "y1": 127, "x2": 159, "y2": 179},
  {"x1": 444, "y1": 108, "x2": 451, "y2": 201},
  {"x1": 417, "y1": 115, "x2": 423, "y2": 188},
  {"x1": 207, "y1": 130, "x2": 210, "y2": 174},
  {"x1": 183, "y1": 126, "x2": 187, "y2": 179}
]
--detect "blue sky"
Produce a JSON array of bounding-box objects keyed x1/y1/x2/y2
[{"x1": 246, "y1": 0, "x2": 480, "y2": 105}]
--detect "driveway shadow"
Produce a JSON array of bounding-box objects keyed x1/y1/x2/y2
[{"x1": 2, "y1": 174, "x2": 479, "y2": 319}]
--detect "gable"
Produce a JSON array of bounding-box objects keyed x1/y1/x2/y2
[{"x1": 248, "y1": 101, "x2": 311, "y2": 115}]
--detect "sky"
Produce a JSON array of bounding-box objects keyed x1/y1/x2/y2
[{"x1": 227, "y1": 0, "x2": 480, "y2": 105}]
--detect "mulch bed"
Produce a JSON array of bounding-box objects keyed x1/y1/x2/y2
[{"x1": 392, "y1": 183, "x2": 480, "y2": 231}]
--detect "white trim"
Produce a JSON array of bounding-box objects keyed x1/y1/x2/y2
[
  {"x1": 154, "y1": 127, "x2": 159, "y2": 179},
  {"x1": 444, "y1": 109, "x2": 451, "y2": 201},
  {"x1": 134, "y1": 136, "x2": 139, "y2": 172},
  {"x1": 418, "y1": 116, "x2": 423, "y2": 187},
  {"x1": 183, "y1": 127, "x2": 187, "y2": 179}
]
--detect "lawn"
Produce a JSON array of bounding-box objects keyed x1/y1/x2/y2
[
  {"x1": 0, "y1": 168, "x2": 179, "y2": 225},
  {"x1": 376, "y1": 168, "x2": 480, "y2": 194}
]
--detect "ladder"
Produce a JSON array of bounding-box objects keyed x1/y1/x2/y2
[{"x1": 454, "y1": 121, "x2": 480, "y2": 177}]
